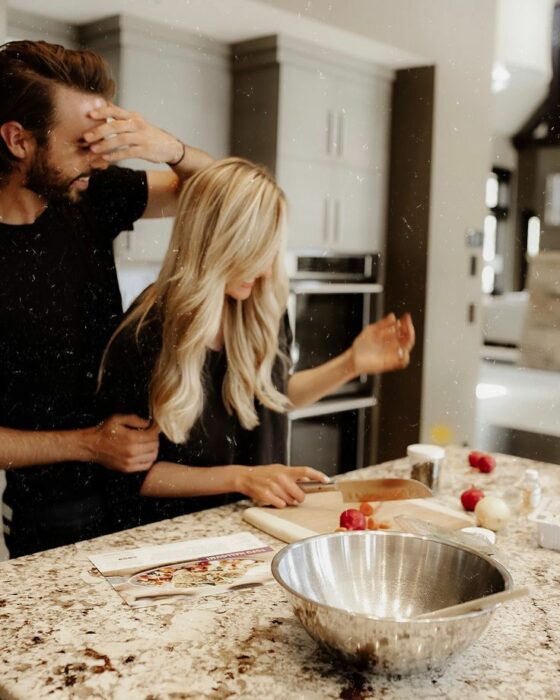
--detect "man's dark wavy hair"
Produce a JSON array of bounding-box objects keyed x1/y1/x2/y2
[{"x1": 0, "y1": 40, "x2": 115, "y2": 179}]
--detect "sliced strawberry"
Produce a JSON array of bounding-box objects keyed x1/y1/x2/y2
[{"x1": 359, "y1": 502, "x2": 374, "y2": 516}]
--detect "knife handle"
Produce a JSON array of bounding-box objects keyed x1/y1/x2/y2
[{"x1": 299, "y1": 481, "x2": 336, "y2": 494}]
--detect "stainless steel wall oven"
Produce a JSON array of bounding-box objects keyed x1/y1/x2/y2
[{"x1": 286, "y1": 252, "x2": 382, "y2": 476}]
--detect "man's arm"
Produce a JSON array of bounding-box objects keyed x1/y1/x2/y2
[
  {"x1": 143, "y1": 147, "x2": 213, "y2": 219},
  {"x1": 0, "y1": 415, "x2": 159, "y2": 473},
  {"x1": 287, "y1": 313, "x2": 415, "y2": 408},
  {"x1": 83, "y1": 104, "x2": 213, "y2": 219}
]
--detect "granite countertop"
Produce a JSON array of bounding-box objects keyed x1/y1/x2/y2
[{"x1": 1, "y1": 446, "x2": 559, "y2": 700}]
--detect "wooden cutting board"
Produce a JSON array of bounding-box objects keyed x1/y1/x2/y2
[{"x1": 243, "y1": 491, "x2": 474, "y2": 544}]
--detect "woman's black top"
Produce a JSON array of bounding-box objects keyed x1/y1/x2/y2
[{"x1": 98, "y1": 303, "x2": 292, "y2": 531}]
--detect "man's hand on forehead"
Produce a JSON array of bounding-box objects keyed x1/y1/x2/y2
[
  {"x1": 83, "y1": 103, "x2": 135, "y2": 153},
  {"x1": 81, "y1": 103, "x2": 182, "y2": 165}
]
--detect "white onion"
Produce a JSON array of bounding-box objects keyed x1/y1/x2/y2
[{"x1": 474, "y1": 496, "x2": 511, "y2": 531}]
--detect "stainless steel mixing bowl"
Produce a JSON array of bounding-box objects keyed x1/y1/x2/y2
[{"x1": 272, "y1": 531, "x2": 513, "y2": 675}]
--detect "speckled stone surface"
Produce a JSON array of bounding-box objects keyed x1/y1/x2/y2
[{"x1": 1, "y1": 446, "x2": 559, "y2": 700}]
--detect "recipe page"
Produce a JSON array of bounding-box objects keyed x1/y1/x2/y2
[{"x1": 89, "y1": 532, "x2": 275, "y2": 608}]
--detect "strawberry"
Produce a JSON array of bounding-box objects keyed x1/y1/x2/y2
[
  {"x1": 468, "y1": 451, "x2": 484, "y2": 467},
  {"x1": 460, "y1": 487, "x2": 485, "y2": 511}
]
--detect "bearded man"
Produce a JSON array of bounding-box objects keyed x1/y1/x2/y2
[{"x1": 0, "y1": 40, "x2": 213, "y2": 557}]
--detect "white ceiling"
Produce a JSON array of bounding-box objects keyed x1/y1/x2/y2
[
  {"x1": 7, "y1": 0, "x2": 422, "y2": 68},
  {"x1": 492, "y1": 0, "x2": 554, "y2": 135}
]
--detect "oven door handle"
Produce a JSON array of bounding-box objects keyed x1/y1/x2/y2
[
  {"x1": 289, "y1": 282, "x2": 383, "y2": 295},
  {"x1": 289, "y1": 396, "x2": 377, "y2": 421}
]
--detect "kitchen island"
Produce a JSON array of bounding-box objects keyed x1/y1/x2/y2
[{"x1": 1, "y1": 446, "x2": 559, "y2": 700}]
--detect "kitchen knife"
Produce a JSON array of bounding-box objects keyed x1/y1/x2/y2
[{"x1": 299, "y1": 478, "x2": 432, "y2": 503}]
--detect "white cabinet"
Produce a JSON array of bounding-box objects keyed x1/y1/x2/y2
[
  {"x1": 335, "y1": 78, "x2": 391, "y2": 170},
  {"x1": 232, "y1": 36, "x2": 393, "y2": 253},
  {"x1": 336, "y1": 166, "x2": 385, "y2": 252},
  {"x1": 113, "y1": 217, "x2": 174, "y2": 263},
  {"x1": 278, "y1": 160, "x2": 384, "y2": 252},
  {"x1": 278, "y1": 63, "x2": 336, "y2": 163},
  {"x1": 277, "y1": 159, "x2": 334, "y2": 249},
  {"x1": 278, "y1": 62, "x2": 390, "y2": 172}
]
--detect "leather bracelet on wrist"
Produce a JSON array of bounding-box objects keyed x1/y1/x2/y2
[{"x1": 167, "y1": 141, "x2": 186, "y2": 167}]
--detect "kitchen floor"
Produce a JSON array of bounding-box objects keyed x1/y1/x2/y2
[{"x1": 475, "y1": 357, "x2": 560, "y2": 464}]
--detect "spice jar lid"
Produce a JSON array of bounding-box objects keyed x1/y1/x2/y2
[{"x1": 407, "y1": 443, "x2": 445, "y2": 461}]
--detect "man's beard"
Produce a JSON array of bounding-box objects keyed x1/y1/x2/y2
[{"x1": 25, "y1": 147, "x2": 89, "y2": 204}]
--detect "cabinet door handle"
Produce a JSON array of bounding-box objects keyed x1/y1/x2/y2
[
  {"x1": 323, "y1": 197, "x2": 331, "y2": 243},
  {"x1": 333, "y1": 199, "x2": 341, "y2": 244},
  {"x1": 326, "y1": 110, "x2": 334, "y2": 156},
  {"x1": 337, "y1": 111, "x2": 344, "y2": 157},
  {"x1": 334, "y1": 199, "x2": 341, "y2": 243}
]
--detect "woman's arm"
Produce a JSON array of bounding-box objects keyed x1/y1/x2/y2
[
  {"x1": 140, "y1": 461, "x2": 328, "y2": 509},
  {"x1": 288, "y1": 312, "x2": 415, "y2": 409}
]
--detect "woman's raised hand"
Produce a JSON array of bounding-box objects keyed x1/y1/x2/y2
[
  {"x1": 235, "y1": 465, "x2": 329, "y2": 508},
  {"x1": 351, "y1": 312, "x2": 415, "y2": 376}
]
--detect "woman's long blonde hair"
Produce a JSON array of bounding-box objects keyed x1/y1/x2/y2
[{"x1": 102, "y1": 157, "x2": 290, "y2": 444}]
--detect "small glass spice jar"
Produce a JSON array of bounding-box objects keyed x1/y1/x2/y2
[{"x1": 407, "y1": 444, "x2": 445, "y2": 493}]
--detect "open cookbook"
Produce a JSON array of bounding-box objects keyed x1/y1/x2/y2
[{"x1": 88, "y1": 531, "x2": 275, "y2": 608}]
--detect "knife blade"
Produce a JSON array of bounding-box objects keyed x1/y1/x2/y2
[{"x1": 299, "y1": 477, "x2": 432, "y2": 503}]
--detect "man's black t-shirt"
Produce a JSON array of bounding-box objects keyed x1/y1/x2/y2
[
  {"x1": 98, "y1": 302, "x2": 291, "y2": 531},
  {"x1": 0, "y1": 166, "x2": 148, "y2": 510}
]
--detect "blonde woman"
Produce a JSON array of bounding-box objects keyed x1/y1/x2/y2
[{"x1": 98, "y1": 157, "x2": 415, "y2": 530}]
